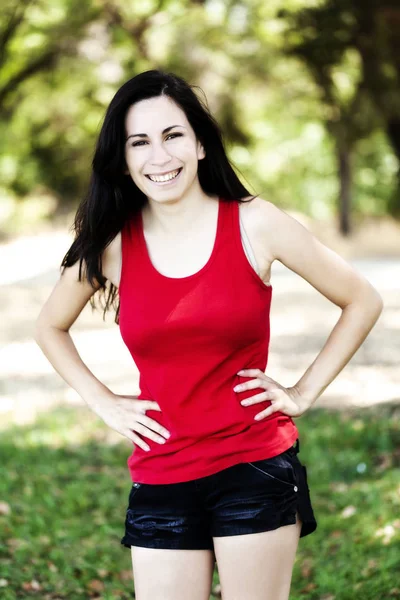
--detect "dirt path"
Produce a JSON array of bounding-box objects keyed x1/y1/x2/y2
[{"x1": 1, "y1": 213, "x2": 399, "y2": 427}]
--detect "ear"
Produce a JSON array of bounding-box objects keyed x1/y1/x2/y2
[{"x1": 197, "y1": 141, "x2": 206, "y2": 160}]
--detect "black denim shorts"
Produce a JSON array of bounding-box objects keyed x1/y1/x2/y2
[{"x1": 120, "y1": 438, "x2": 317, "y2": 551}]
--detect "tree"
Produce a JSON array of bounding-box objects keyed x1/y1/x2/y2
[{"x1": 280, "y1": 0, "x2": 400, "y2": 232}]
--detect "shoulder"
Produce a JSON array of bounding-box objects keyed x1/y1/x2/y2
[
  {"x1": 238, "y1": 195, "x2": 282, "y2": 229},
  {"x1": 240, "y1": 194, "x2": 305, "y2": 226},
  {"x1": 239, "y1": 195, "x2": 312, "y2": 261},
  {"x1": 241, "y1": 196, "x2": 380, "y2": 309}
]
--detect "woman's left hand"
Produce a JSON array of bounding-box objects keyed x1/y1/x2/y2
[{"x1": 234, "y1": 369, "x2": 310, "y2": 420}]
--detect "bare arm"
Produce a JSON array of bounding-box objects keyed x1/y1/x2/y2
[
  {"x1": 33, "y1": 259, "x2": 110, "y2": 408},
  {"x1": 33, "y1": 241, "x2": 170, "y2": 450},
  {"x1": 262, "y1": 200, "x2": 384, "y2": 411}
]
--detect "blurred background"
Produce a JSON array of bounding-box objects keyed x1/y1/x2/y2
[{"x1": 0, "y1": 1, "x2": 399, "y2": 598}]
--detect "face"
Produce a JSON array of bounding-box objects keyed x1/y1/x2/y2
[{"x1": 124, "y1": 95, "x2": 206, "y2": 202}]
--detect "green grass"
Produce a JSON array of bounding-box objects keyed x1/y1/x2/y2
[{"x1": 1, "y1": 404, "x2": 400, "y2": 599}]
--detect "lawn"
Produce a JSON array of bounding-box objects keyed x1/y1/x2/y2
[{"x1": 1, "y1": 404, "x2": 399, "y2": 599}]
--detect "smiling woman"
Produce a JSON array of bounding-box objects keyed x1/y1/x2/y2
[
  {"x1": 123, "y1": 94, "x2": 206, "y2": 200},
  {"x1": 34, "y1": 68, "x2": 383, "y2": 600}
]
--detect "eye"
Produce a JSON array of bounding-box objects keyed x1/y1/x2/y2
[
  {"x1": 167, "y1": 132, "x2": 182, "y2": 140},
  {"x1": 131, "y1": 132, "x2": 182, "y2": 147}
]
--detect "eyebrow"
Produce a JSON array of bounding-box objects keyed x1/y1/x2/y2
[{"x1": 126, "y1": 125, "x2": 185, "y2": 141}]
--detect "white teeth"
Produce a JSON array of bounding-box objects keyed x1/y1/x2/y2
[{"x1": 148, "y1": 169, "x2": 180, "y2": 183}]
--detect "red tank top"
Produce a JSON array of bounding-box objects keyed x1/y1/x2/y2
[{"x1": 119, "y1": 197, "x2": 299, "y2": 484}]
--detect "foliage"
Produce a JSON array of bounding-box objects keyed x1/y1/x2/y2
[
  {"x1": 279, "y1": 0, "x2": 400, "y2": 219},
  {"x1": 0, "y1": 0, "x2": 399, "y2": 232}
]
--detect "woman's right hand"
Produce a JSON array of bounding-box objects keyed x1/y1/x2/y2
[{"x1": 93, "y1": 392, "x2": 171, "y2": 451}]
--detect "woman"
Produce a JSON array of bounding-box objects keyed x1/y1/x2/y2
[{"x1": 34, "y1": 70, "x2": 383, "y2": 600}]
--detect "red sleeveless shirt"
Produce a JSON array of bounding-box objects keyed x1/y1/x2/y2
[{"x1": 119, "y1": 197, "x2": 299, "y2": 484}]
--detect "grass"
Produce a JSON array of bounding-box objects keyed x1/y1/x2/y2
[{"x1": 1, "y1": 404, "x2": 400, "y2": 599}]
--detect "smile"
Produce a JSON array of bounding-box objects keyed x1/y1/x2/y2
[{"x1": 145, "y1": 167, "x2": 183, "y2": 184}]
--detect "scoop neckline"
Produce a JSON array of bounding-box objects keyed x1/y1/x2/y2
[{"x1": 138, "y1": 196, "x2": 223, "y2": 282}]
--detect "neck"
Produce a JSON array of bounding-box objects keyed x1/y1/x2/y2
[{"x1": 143, "y1": 189, "x2": 219, "y2": 237}]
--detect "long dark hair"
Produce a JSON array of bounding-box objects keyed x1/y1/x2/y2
[{"x1": 60, "y1": 69, "x2": 259, "y2": 323}]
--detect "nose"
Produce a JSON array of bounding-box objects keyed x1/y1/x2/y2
[{"x1": 149, "y1": 142, "x2": 173, "y2": 166}]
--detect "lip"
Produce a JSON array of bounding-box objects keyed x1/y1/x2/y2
[
  {"x1": 145, "y1": 167, "x2": 183, "y2": 185},
  {"x1": 145, "y1": 167, "x2": 182, "y2": 176}
]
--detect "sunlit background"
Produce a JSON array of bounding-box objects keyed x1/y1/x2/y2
[{"x1": 1, "y1": 1, "x2": 399, "y2": 598}]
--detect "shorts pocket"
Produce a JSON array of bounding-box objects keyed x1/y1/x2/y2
[{"x1": 246, "y1": 452, "x2": 298, "y2": 490}]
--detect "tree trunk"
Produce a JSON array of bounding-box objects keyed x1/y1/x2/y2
[
  {"x1": 386, "y1": 119, "x2": 400, "y2": 217},
  {"x1": 338, "y1": 145, "x2": 352, "y2": 236}
]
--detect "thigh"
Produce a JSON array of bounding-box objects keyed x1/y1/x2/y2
[
  {"x1": 213, "y1": 510, "x2": 302, "y2": 600},
  {"x1": 131, "y1": 546, "x2": 215, "y2": 600},
  {"x1": 206, "y1": 447, "x2": 304, "y2": 599}
]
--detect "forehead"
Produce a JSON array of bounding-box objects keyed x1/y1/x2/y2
[{"x1": 125, "y1": 95, "x2": 188, "y2": 132}]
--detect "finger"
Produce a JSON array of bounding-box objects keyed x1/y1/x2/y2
[
  {"x1": 237, "y1": 369, "x2": 265, "y2": 377},
  {"x1": 119, "y1": 428, "x2": 150, "y2": 451},
  {"x1": 133, "y1": 421, "x2": 169, "y2": 445},
  {"x1": 237, "y1": 369, "x2": 277, "y2": 386},
  {"x1": 234, "y1": 378, "x2": 269, "y2": 392},
  {"x1": 136, "y1": 414, "x2": 171, "y2": 440},
  {"x1": 133, "y1": 400, "x2": 161, "y2": 412},
  {"x1": 240, "y1": 391, "x2": 272, "y2": 406},
  {"x1": 254, "y1": 404, "x2": 281, "y2": 420},
  {"x1": 130, "y1": 431, "x2": 150, "y2": 452}
]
